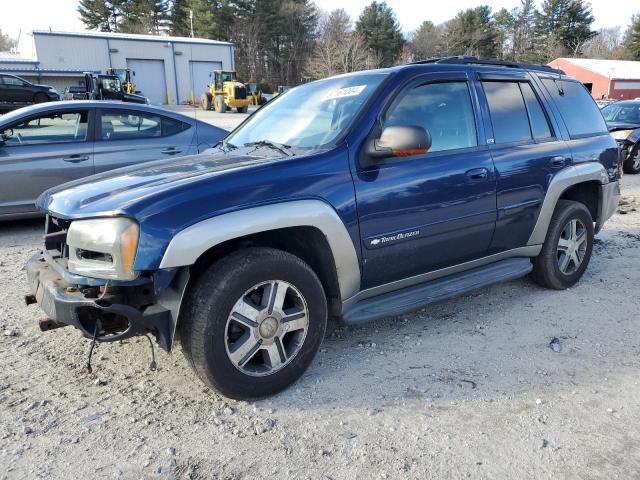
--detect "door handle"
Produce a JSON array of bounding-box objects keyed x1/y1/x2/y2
[
  {"x1": 161, "y1": 147, "x2": 182, "y2": 155},
  {"x1": 550, "y1": 156, "x2": 566, "y2": 169},
  {"x1": 465, "y1": 167, "x2": 489, "y2": 181},
  {"x1": 63, "y1": 155, "x2": 90, "y2": 163}
]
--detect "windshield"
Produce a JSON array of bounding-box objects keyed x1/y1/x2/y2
[
  {"x1": 226, "y1": 72, "x2": 387, "y2": 149},
  {"x1": 217, "y1": 72, "x2": 236, "y2": 82},
  {"x1": 601, "y1": 102, "x2": 640, "y2": 123},
  {"x1": 101, "y1": 77, "x2": 122, "y2": 92}
]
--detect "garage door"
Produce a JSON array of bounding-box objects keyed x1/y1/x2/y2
[
  {"x1": 126, "y1": 59, "x2": 167, "y2": 104},
  {"x1": 190, "y1": 61, "x2": 222, "y2": 98}
]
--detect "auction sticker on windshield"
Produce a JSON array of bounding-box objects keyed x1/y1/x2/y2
[{"x1": 323, "y1": 85, "x2": 366, "y2": 101}]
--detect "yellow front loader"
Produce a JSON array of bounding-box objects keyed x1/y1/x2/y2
[{"x1": 200, "y1": 70, "x2": 251, "y2": 113}]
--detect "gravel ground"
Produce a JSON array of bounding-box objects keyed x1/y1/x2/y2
[{"x1": 1, "y1": 173, "x2": 639, "y2": 479}]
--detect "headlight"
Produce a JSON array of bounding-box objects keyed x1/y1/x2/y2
[
  {"x1": 67, "y1": 217, "x2": 139, "y2": 280},
  {"x1": 611, "y1": 129, "x2": 633, "y2": 140}
]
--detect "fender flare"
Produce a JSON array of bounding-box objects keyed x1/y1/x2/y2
[
  {"x1": 527, "y1": 162, "x2": 609, "y2": 246},
  {"x1": 159, "y1": 200, "x2": 361, "y2": 301}
]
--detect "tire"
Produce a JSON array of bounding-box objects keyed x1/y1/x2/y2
[
  {"x1": 214, "y1": 95, "x2": 226, "y2": 113},
  {"x1": 180, "y1": 247, "x2": 328, "y2": 400},
  {"x1": 200, "y1": 93, "x2": 211, "y2": 111},
  {"x1": 531, "y1": 200, "x2": 594, "y2": 290},
  {"x1": 622, "y1": 143, "x2": 640, "y2": 175},
  {"x1": 236, "y1": 105, "x2": 248, "y2": 113},
  {"x1": 34, "y1": 92, "x2": 48, "y2": 103}
]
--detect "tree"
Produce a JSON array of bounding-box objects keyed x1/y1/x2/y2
[
  {"x1": 169, "y1": 0, "x2": 192, "y2": 36},
  {"x1": 444, "y1": 6, "x2": 499, "y2": 58},
  {"x1": 624, "y1": 14, "x2": 640, "y2": 60},
  {"x1": 0, "y1": 28, "x2": 16, "y2": 52},
  {"x1": 408, "y1": 21, "x2": 446, "y2": 60},
  {"x1": 119, "y1": 0, "x2": 171, "y2": 34},
  {"x1": 534, "y1": 0, "x2": 596, "y2": 58},
  {"x1": 355, "y1": 1, "x2": 404, "y2": 67},
  {"x1": 78, "y1": 0, "x2": 126, "y2": 32},
  {"x1": 584, "y1": 27, "x2": 626, "y2": 59},
  {"x1": 306, "y1": 9, "x2": 371, "y2": 79}
]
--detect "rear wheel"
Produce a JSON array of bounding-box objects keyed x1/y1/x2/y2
[
  {"x1": 214, "y1": 95, "x2": 227, "y2": 113},
  {"x1": 180, "y1": 247, "x2": 327, "y2": 400},
  {"x1": 531, "y1": 200, "x2": 594, "y2": 290},
  {"x1": 200, "y1": 93, "x2": 211, "y2": 111},
  {"x1": 237, "y1": 105, "x2": 248, "y2": 113},
  {"x1": 623, "y1": 144, "x2": 640, "y2": 174}
]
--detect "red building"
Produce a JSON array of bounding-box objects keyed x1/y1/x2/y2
[{"x1": 548, "y1": 58, "x2": 640, "y2": 100}]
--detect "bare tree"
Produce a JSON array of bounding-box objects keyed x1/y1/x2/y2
[
  {"x1": 0, "y1": 27, "x2": 16, "y2": 52},
  {"x1": 306, "y1": 9, "x2": 371, "y2": 79},
  {"x1": 583, "y1": 27, "x2": 626, "y2": 59}
]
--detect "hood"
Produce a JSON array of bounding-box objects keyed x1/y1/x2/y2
[
  {"x1": 37, "y1": 147, "x2": 297, "y2": 219},
  {"x1": 607, "y1": 121, "x2": 640, "y2": 132},
  {"x1": 34, "y1": 83, "x2": 54, "y2": 91}
]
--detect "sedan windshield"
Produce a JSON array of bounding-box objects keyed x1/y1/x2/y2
[
  {"x1": 226, "y1": 72, "x2": 388, "y2": 150},
  {"x1": 601, "y1": 102, "x2": 640, "y2": 123}
]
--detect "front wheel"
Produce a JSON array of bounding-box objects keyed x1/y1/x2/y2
[
  {"x1": 180, "y1": 247, "x2": 327, "y2": 400},
  {"x1": 531, "y1": 200, "x2": 594, "y2": 290},
  {"x1": 623, "y1": 144, "x2": 640, "y2": 174},
  {"x1": 236, "y1": 105, "x2": 248, "y2": 113},
  {"x1": 34, "y1": 92, "x2": 48, "y2": 103}
]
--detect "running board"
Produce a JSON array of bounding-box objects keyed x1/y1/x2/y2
[{"x1": 342, "y1": 258, "x2": 533, "y2": 324}]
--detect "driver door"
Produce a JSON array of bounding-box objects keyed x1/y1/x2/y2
[
  {"x1": 0, "y1": 108, "x2": 94, "y2": 216},
  {"x1": 352, "y1": 73, "x2": 497, "y2": 289}
]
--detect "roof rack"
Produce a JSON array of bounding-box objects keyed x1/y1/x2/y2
[{"x1": 409, "y1": 56, "x2": 564, "y2": 75}]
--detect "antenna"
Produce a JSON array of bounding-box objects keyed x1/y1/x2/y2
[{"x1": 190, "y1": 10, "x2": 194, "y2": 38}]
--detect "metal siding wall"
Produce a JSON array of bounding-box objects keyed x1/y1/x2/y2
[
  {"x1": 173, "y1": 43, "x2": 233, "y2": 104},
  {"x1": 31, "y1": 34, "x2": 234, "y2": 105},
  {"x1": 34, "y1": 34, "x2": 109, "y2": 71}
]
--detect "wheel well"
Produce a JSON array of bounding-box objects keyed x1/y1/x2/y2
[
  {"x1": 188, "y1": 226, "x2": 342, "y2": 315},
  {"x1": 560, "y1": 181, "x2": 599, "y2": 221}
]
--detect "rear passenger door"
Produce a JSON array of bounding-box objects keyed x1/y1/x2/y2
[
  {"x1": 476, "y1": 71, "x2": 572, "y2": 253},
  {"x1": 93, "y1": 108, "x2": 196, "y2": 173}
]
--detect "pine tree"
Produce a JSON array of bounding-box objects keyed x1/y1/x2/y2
[
  {"x1": 78, "y1": 0, "x2": 126, "y2": 32},
  {"x1": 535, "y1": 0, "x2": 596, "y2": 57},
  {"x1": 355, "y1": 1, "x2": 404, "y2": 67},
  {"x1": 624, "y1": 14, "x2": 640, "y2": 60},
  {"x1": 447, "y1": 6, "x2": 499, "y2": 58},
  {"x1": 169, "y1": 0, "x2": 192, "y2": 36},
  {"x1": 0, "y1": 27, "x2": 16, "y2": 51},
  {"x1": 119, "y1": 0, "x2": 170, "y2": 34}
]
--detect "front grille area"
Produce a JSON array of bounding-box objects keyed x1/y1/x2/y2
[
  {"x1": 44, "y1": 215, "x2": 70, "y2": 259},
  {"x1": 234, "y1": 86, "x2": 247, "y2": 100}
]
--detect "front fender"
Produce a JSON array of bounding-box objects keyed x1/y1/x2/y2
[{"x1": 158, "y1": 200, "x2": 361, "y2": 301}]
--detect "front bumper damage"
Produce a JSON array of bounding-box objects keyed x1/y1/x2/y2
[{"x1": 26, "y1": 253, "x2": 188, "y2": 352}]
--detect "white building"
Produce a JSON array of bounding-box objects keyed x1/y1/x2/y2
[{"x1": 0, "y1": 30, "x2": 235, "y2": 105}]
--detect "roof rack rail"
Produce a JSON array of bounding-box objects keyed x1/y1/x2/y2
[{"x1": 409, "y1": 56, "x2": 564, "y2": 75}]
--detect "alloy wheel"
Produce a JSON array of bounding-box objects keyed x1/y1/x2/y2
[
  {"x1": 556, "y1": 218, "x2": 588, "y2": 275},
  {"x1": 224, "y1": 280, "x2": 309, "y2": 376}
]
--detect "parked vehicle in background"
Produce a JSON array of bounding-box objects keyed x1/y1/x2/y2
[
  {"x1": 596, "y1": 98, "x2": 616, "y2": 109},
  {"x1": 26, "y1": 57, "x2": 620, "y2": 400},
  {"x1": 82, "y1": 73, "x2": 148, "y2": 104},
  {"x1": 0, "y1": 100, "x2": 227, "y2": 219},
  {"x1": 0, "y1": 74, "x2": 59, "y2": 110},
  {"x1": 602, "y1": 100, "x2": 640, "y2": 174},
  {"x1": 63, "y1": 86, "x2": 88, "y2": 101},
  {"x1": 106, "y1": 68, "x2": 138, "y2": 94}
]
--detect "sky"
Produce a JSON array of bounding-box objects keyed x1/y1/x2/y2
[{"x1": 1, "y1": 0, "x2": 637, "y2": 54}]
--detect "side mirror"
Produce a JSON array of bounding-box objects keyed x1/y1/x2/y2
[{"x1": 367, "y1": 125, "x2": 432, "y2": 160}]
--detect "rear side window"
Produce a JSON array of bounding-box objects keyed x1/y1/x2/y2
[
  {"x1": 384, "y1": 81, "x2": 477, "y2": 152},
  {"x1": 541, "y1": 79, "x2": 608, "y2": 138},
  {"x1": 520, "y1": 83, "x2": 553, "y2": 140},
  {"x1": 162, "y1": 117, "x2": 191, "y2": 137},
  {"x1": 482, "y1": 81, "x2": 532, "y2": 144},
  {"x1": 101, "y1": 110, "x2": 162, "y2": 140}
]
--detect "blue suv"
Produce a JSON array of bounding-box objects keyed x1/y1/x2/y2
[{"x1": 26, "y1": 57, "x2": 621, "y2": 399}]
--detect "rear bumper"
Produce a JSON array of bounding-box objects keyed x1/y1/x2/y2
[
  {"x1": 597, "y1": 180, "x2": 620, "y2": 232},
  {"x1": 26, "y1": 253, "x2": 174, "y2": 351}
]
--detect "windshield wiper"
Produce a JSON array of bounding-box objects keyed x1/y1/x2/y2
[{"x1": 243, "y1": 140, "x2": 294, "y2": 157}]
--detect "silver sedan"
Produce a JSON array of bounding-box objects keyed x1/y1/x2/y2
[{"x1": 0, "y1": 101, "x2": 227, "y2": 219}]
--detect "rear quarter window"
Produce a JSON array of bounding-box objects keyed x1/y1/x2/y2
[{"x1": 541, "y1": 79, "x2": 608, "y2": 138}]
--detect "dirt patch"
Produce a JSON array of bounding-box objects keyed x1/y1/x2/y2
[{"x1": 1, "y1": 177, "x2": 640, "y2": 479}]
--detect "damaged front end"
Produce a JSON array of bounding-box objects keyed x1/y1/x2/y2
[{"x1": 25, "y1": 215, "x2": 189, "y2": 356}]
